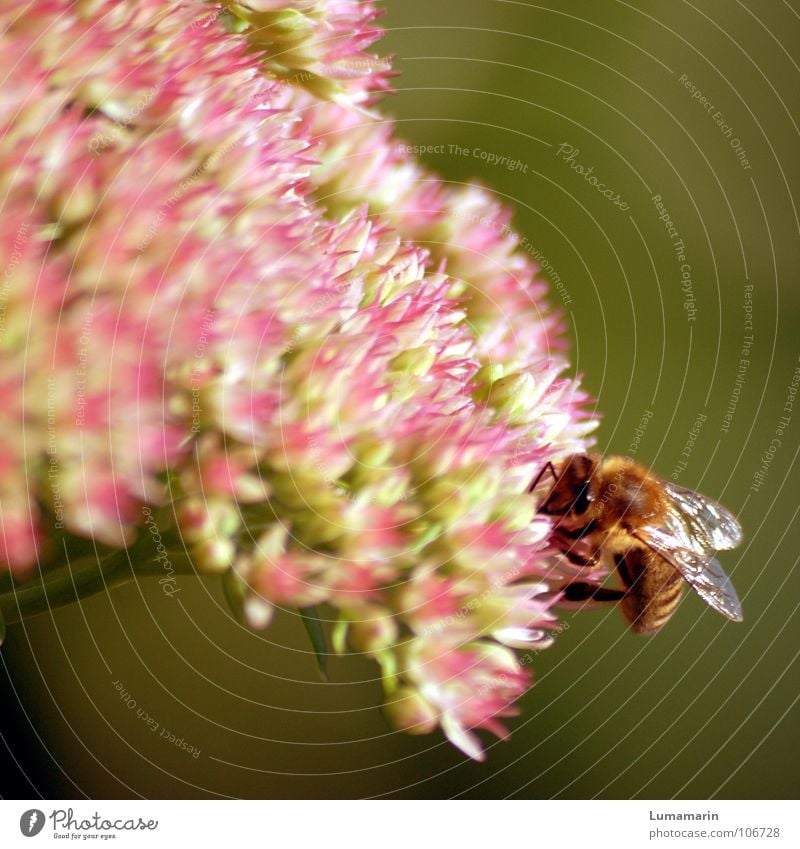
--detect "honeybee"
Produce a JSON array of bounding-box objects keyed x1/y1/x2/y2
[{"x1": 529, "y1": 454, "x2": 743, "y2": 634}]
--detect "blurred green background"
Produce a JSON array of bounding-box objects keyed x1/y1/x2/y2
[{"x1": 2, "y1": 0, "x2": 798, "y2": 799}]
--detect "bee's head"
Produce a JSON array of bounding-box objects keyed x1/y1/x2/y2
[{"x1": 538, "y1": 453, "x2": 598, "y2": 519}]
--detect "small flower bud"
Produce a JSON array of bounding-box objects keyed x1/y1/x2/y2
[
  {"x1": 347, "y1": 609, "x2": 399, "y2": 654},
  {"x1": 243, "y1": 594, "x2": 274, "y2": 631},
  {"x1": 473, "y1": 363, "x2": 505, "y2": 386},
  {"x1": 475, "y1": 371, "x2": 537, "y2": 423},
  {"x1": 192, "y1": 537, "x2": 236, "y2": 575},
  {"x1": 384, "y1": 688, "x2": 438, "y2": 736},
  {"x1": 177, "y1": 497, "x2": 240, "y2": 544},
  {"x1": 355, "y1": 438, "x2": 394, "y2": 468},
  {"x1": 269, "y1": 9, "x2": 315, "y2": 38},
  {"x1": 253, "y1": 524, "x2": 289, "y2": 561},
  {"x1": 389, "y1": 346, "x2": 435, "y2": 377}
]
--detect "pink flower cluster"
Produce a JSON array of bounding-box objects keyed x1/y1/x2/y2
[{"x1": 0, "y1": 0, "x2": 596, "y2": 759}]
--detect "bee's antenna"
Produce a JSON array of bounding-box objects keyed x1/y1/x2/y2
[{"x1": 528, "y1": 461, "x2": 558, "y2": 494}]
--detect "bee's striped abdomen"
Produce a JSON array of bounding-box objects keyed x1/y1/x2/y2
[{"x1": 616, "y1": 550, "x2": 685, "y2": 635}]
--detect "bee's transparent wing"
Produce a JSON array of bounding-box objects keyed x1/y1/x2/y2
[
  {"x1": 638, "y1": 525, "x2": 743, "y2": 622},
  {"x1": 661, "y1": 482, "x2": 743, "y2": 553}
]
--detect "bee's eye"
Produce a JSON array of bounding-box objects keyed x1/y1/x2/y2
[{"x1": 571, "y1": 481, "x2": 593, "y2": 515}]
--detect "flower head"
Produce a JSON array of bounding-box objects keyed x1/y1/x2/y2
[{"x1": 0, "y1": 0, "x2": 597, "y2": 759}]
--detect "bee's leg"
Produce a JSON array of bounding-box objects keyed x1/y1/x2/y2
[
  {"x1": 551, "y1": 530, "x2": 601, "y2": 569},
  {"x1": 528, "y1": 462, "x2": 558, "y2": 493},
  {"x1": 558, "y1": 549, "x2": 597, "y2": 568},
  {"x1": 560, "y1": 582, "x2": 626, "y2": 603}
]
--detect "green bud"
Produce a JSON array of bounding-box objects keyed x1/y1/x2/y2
[
  {"x1": 192, "y1": 537, "x2": 236, "y2": 575},
  {"x1": 384, "y1": 688, "x2": 438, "y2": 735},
  {"x1": 418, "y1": 479, "x2": 467, "y2": 522},
  {"x1": 268, "y1": 9, "x2": 314, "y2": 37},
  {"x1": 269, "y1": 471, "x2": 341, "y2": 510},
  {"x1": 221, "y1": 11, "x2": 249, "y2": 34},
  {"x1": 355, "y1": 438, "x2": 394, "y2": 467},
  {"x1": 474, "y1": 371, "x2": 537, "y2": 423},
  {"x1": 296, "y1": 514, "x2": 345, "y2": 547},
  {"x1": 297, "y1": 71, "x2": 341, "y2": 101},
  {"x1": 389, "y1": 346, "x2": 436, "y2": 377},
  {"x1": 473, "y1": 362, "x2": 504, "y2": 386},
  {"x1": 253, "y1": 524, "x2": 288, "y2": 561},
  {"x1": 347, "y1": 609, "x2": 399, "y2": 654}
]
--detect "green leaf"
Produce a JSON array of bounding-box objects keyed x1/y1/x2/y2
[
  {"x1": 221, "y1": 568, "x2": 247, "y2": 624},
  {"x1": 299, "y1": 606, "x2": 329, "y2": 681},
  {"x1": 0, "y1": 606, "x2": 6, "y2": 647}
]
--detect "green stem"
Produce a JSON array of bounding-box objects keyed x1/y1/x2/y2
[
  {"x1": 0, "y1": 556, "x2": 134, "y2": 626},
  {"x1": 0, "y1": 536, "x2": 198, "y2": 628}
]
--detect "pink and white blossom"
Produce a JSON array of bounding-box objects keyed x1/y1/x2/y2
[{"x1": 0, "y1": 0, "x2": 597, "y2": 759}]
